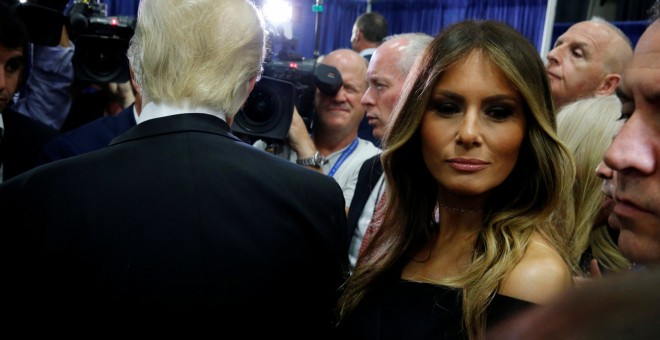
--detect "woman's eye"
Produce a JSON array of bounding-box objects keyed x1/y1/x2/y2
[
  {"x1": 432, "y1": 103, "x2": 460, "y2": 116},
  {"x1": 487, "y1": 106, "x2": 513, "y2": 120}
]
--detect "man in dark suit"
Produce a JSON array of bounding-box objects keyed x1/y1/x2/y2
[
  {"x1": 38, "y1": 94, "x2": 138, "y2": 164},
  {"x1": 0, "y1": 0, "x2": 348, "y2": 335},
  {"x1": 0, "y1": 2, "x2": 59, "y2": 182},
  {"x1": 347, "y1": 33, "x2": 432, "y2": 268},
  {"x1": 350, "y1": 12, "x2": 388, "y2": 146},
  {"x1": 350, "y1": 12, "x2": 388, "y2": 62},
  {"x1": 1, "y1": 108, "x2": 58, "y2": 180}
]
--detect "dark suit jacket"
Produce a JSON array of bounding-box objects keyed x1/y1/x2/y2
[
  {"x1": 1, "y1": 108, "x2": 60, "y2": 181},
  {"x1": 39, "y1": 104, "x2": 136, "y2": 164},
  {"x1": 346, "y1": 153, "x2": 383, "y2": 245},
  {"x1": 0, "y1": 113, "x2": 348, "y2": 336},
  {"x1": 358, "y1": 115, "x2": 379, "y2": 146}
]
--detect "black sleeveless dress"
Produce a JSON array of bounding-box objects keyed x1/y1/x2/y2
[{"x1": 338, "y1": 278, "x2": 534, "y2": 339}]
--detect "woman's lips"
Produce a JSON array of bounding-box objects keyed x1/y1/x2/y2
[{"x1": 446, "y1": 158, "x2": 488, "y2": 172}]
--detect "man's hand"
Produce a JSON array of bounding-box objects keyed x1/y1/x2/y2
[
  {"x1": 574, "y1": 259, "x2": 603, "y2": 287},
  {"x1": 287, "y1": 107, "x2": 316, "y2": 159}
]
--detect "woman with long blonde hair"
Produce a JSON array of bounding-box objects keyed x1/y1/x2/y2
[{"x1": 337, "y1": 20, "x2": 576, "y2": 339}]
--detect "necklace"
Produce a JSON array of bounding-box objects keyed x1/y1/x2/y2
[{"x1": 437, "y1": 203, "x2": 483, "y2": 214}]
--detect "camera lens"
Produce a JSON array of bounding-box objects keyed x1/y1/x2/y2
[
  {"x1": 233, "y1": 76, "x2": 296, "y2": 141},
  {"x1": 81, "y1": 47, "x2": 120, "y2": 79},
  {"x1": 242, "y1": 90, "x2": 276, "y2": 124},
  {"x1": 73, "y1": 35, "x2": 131, "y2": 83}
]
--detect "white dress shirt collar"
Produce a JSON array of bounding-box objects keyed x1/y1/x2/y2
[{"x1": 137, "y1": 99, "x2": 226, "y2": 125}]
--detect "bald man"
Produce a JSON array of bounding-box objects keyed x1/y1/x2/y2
[
  {"x1": 285, "y1": 48, "x2": 380, "y2": 209},
  {"x1": 546, "y1": 17, "x2": 633, "y2": 109}
]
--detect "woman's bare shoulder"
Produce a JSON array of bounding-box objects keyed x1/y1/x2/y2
[{"x1": 498, "y1": 232, "x2": 573, "y2": 304}]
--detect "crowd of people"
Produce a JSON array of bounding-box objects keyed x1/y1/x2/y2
[{"x1": 1, "y1": 0, "x2": 659, "y2": 338}]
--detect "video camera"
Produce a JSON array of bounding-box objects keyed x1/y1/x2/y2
[
  {"x1": 67, "y1": 0, "x2": 135, "y2": 83},
  {"x1": 233, "y1": 59, "x2": 342, "y2": 144},
  {"x1": 13, "y1": 0, "x2": 135, "y2": 83}
]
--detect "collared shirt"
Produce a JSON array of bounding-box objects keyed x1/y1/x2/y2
[
  {"x1": 137, "y1": 100, "x2": 226, "y2": 124},
  {"x1": 348, "y1": 174, "x2": 385, "y2": 269},
  {"x1": 360, "y1": 47, "x2": 376, "y2": 58}
]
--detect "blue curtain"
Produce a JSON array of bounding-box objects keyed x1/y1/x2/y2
[
  {"x1": 307, "y1": 0, "x2": 549, "y2": 58},
  {"x1": 103, "y1": 0, "x2": 140, "y2": 16},
  {"x1": 315, "y1": 1, "x2": 367, "y2": 58},
  {"x1": 91, "y1": 0, "x2": 549, "y2": 59}
]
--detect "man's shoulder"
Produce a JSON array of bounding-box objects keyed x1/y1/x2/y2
[
  {"x1": 63, "y1": 111, "x2": 132, "y2": 140},
  {"x1": 355, "y1": 138, "x2": 382, "y2": 157},
  {"x1": 3, "y1": 108, "x2": 58, "y2": 135},
  {"x1": 359, "y1": 48, "x2": 377, "y2": 61}
]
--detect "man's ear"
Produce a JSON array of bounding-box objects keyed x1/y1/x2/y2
[
  {"x1": 129, "y1": 66, "x2": 143, "y2": 114},
  {"x1": 356, "y1": 29, "x2": 363, "y2": 42},
  {"x1": 596, "y1": 74, "x2": 621, "y2": 96},
  {"x1": 129, "y1": 66, "x2": 140, "y2": 96}
]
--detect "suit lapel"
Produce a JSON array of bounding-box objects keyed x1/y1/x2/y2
[{"x1": 346, "y1": 154, "x2": 383, "y2": 243}]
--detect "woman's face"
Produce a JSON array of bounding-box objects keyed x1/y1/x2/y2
[{"x1": 420, "y1": 50, "x2": 527, "y2": 199}]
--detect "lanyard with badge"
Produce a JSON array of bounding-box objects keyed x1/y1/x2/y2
[{"x1": 328, "y1": 138, "x2": 359, "y2": 177}]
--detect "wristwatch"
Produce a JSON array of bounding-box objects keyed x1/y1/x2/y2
[{"x1": 296, "y1": 151, "x2": 327, "y2": 168}]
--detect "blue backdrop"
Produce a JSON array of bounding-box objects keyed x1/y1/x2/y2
[{"x1": 91, "y1": 0, "x2": 649, "y2": 59}]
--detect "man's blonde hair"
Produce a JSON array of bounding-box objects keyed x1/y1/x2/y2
[{"x1": 127, "y1": 0, "x2": 266, "y2": 116}]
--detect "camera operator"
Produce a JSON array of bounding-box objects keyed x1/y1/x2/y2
[
  {"x1": 9, "y1": 0, "x2": 137, "y2": 132},
  {"x1": 0, "y1": 1, "x2": 60, "y2": 182},
  {"x1": 278, "y1": 48, "x2": 381, "y2": 210},
  {"x1": 9, "y1": 0, "x2": 75, "y2": 130}
]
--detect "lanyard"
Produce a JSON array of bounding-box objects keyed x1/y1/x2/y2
[{"x1": 328, "y1": 138, "x2": 359, "y2": 177}]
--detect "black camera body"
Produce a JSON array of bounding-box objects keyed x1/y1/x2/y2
[
  {"x1": 67, "y1": 0, "x2": 136, "y2": 83},
  {"x1": 233, "y1": 59, "x2": 342, "y2": 144},
  {"x1": 12, "y1": 0, "x2": 135, "y2": 84}
]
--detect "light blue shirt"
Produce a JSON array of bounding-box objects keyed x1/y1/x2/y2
[{"x1": 14, "y1": 43, "x2": 75, "y2": 129}]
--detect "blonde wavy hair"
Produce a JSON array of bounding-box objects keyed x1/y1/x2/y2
[
  {"x1": 557, "y1": 95, "x2": 630, "y2": 273},
  {"x1": 127, "y1": 0, "x2": 266, "y2": 116},
  {"x1": 338, "y1": 20, "x2": 575, "y2": 339}
]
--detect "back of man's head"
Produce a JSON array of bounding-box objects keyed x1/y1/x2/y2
[
  {"x1": 384, "y1": 33, "x2": 433, "y2": 75},
  {"x1": 546, "y1": 16, "x2": 633, "y2": 108},
  {"x1": 127, "y1": 0, "x2": 265, "y2": 117},
  {"x1": 590, "y1": 17, "x2": 633, "y2": 75},
  {"x1": 354, "y1": 12, "x2": 388, "y2": 46}
]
